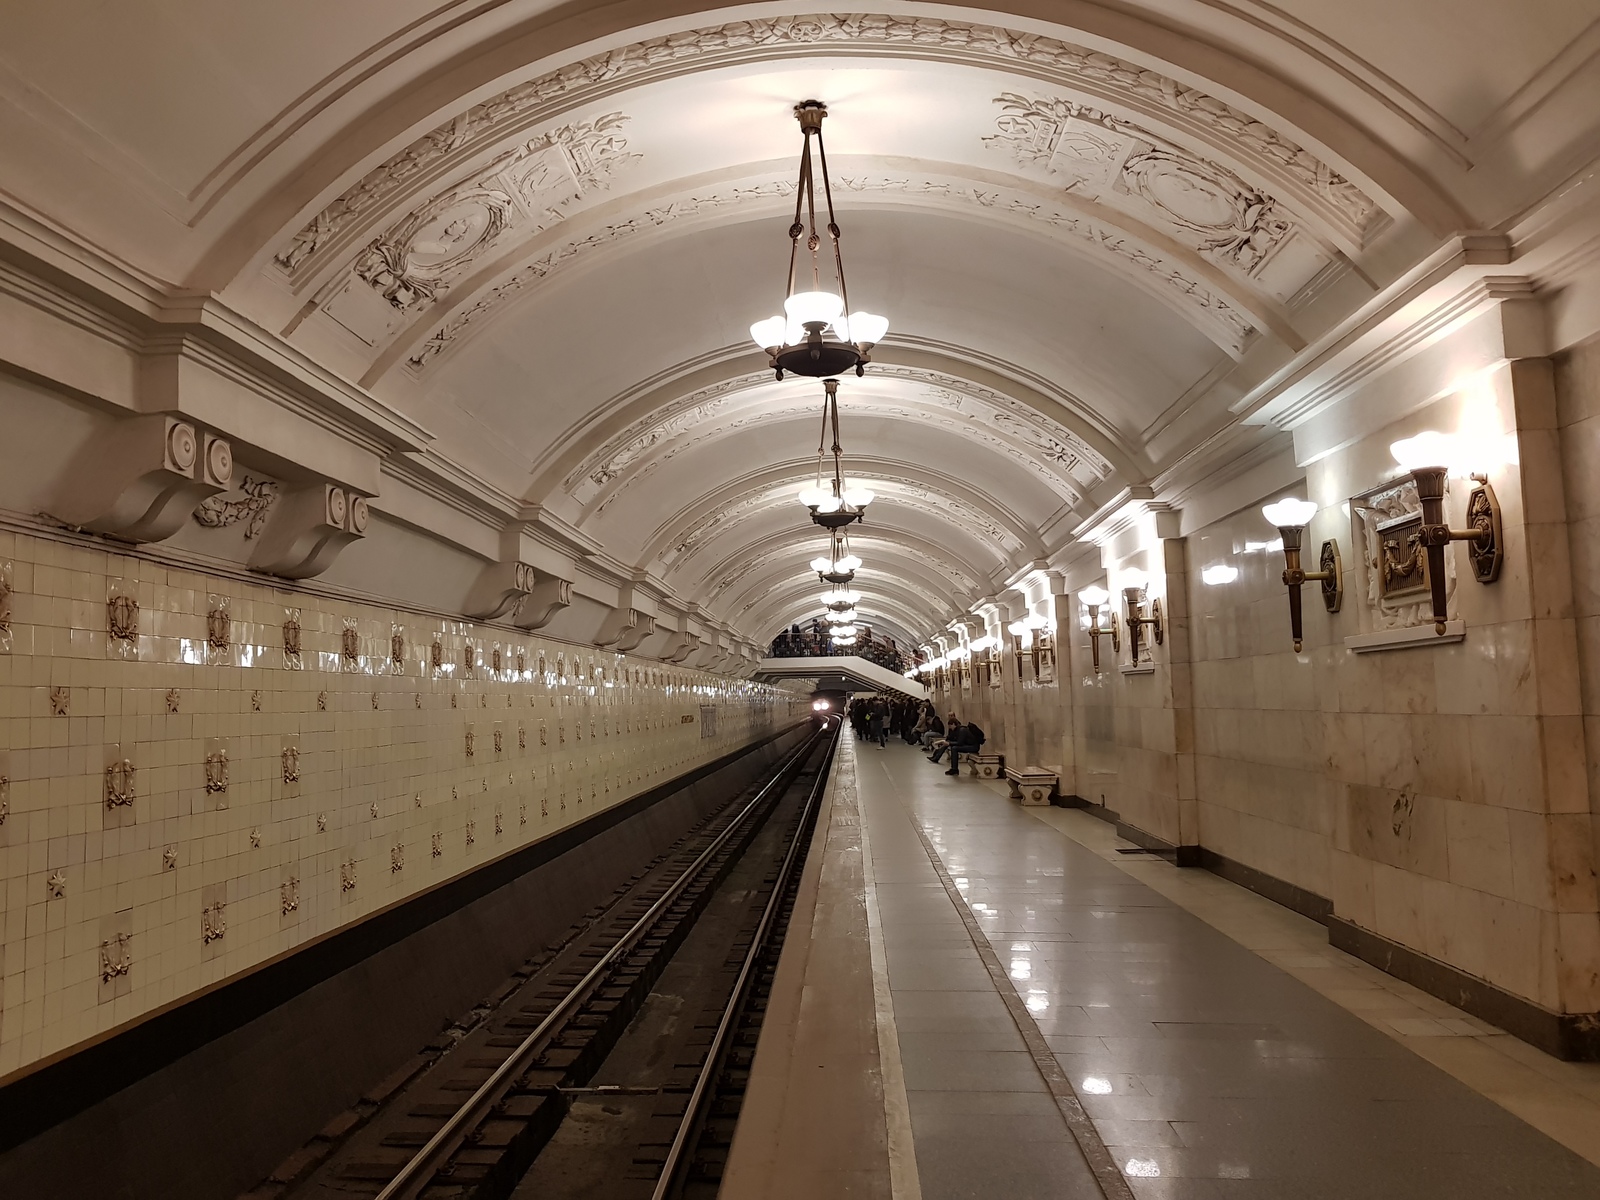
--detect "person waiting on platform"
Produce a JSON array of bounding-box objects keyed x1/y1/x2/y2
[
  {"x1": 931, "y1": 715, "x2": 985, "y2": 774},
  {"x1": 928, "y1": 714, "x2": 961, "y2": 763},
  {"x1": 868, "y1": 699, "x2": 888, "y2": 747},
  {"x1": 919, "y1": 709, "x2": 945, "y2": 750}
]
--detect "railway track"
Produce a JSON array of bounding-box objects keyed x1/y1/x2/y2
[{"x1": 257, "y1": 719, "x2": 839, "y2": 1200}]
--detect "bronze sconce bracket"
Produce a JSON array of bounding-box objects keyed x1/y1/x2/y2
[
  {"x1": 1411, "y1": 467, "x2": 1503, "y2": 633},
  {"x1": 1123, "y1": 590, "x2": 1163, "y2": 665},
  {"x1": 1085, "y1": 606, "x2": 1120, "y2": 672},
  {"x1": 1274, "y1": 528, "x2": 1343, "y2": 652}
]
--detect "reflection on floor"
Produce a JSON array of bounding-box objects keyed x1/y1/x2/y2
[{"x1": 725, "y1": 730, "x2": 1600, "y2": 1199}]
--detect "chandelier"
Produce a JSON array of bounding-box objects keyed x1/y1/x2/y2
[
  {"x1": 810, "y1": 528, "x2": 860, "y2": 585},
  {"x1": 797, "y1": 377, "x2": 874, "y2": 528},
  {"x1": 749, "y1": 101, "x2": 889, "y2": 379}
]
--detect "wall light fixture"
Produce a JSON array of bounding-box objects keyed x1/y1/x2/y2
[
  {"x1": 1120, "y1": 570, "x2": 1163, "y2": 664},
  {"x1": 1389, "y1": 432, "x2": 1502, "y2": 634},
  {"x1": 1078, "y1": 585, "x2": 1120, "y2": 671},
  {"x1": 1261, "y1": 497, "x2": 1342, "y2": 652}
]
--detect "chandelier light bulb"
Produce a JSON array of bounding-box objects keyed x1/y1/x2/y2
[
  {"x1": 1261, "y1": 497, "x2": 1320, "y2": 529},
  {"x1": 846, "y1": 311, "x2": 889, "y2": 346},
  {"x1": 798, "y1": 485, "x2": 830, "y2": 509},
  {"x1": 834, "y1": 554, "x2": 862, "y2": 572},
  {"x1": 750, "y1": 316, "x2": 787, "y2": 350},
  {"x1": 784, "y1": 290, "x2": 844, "y2": 329},
  {"x1": 841, "y1": 484, "x2": 875, "y2": 507},
  {"x1": 815, "y1": 494, "x2": 844, "y2": 514},
  {"x1": 810, "y1": 556, "x2": 833, "y2": 573},
  {"x1": 1079, "y1": 585, "x2": 1110, "y2": 607}
]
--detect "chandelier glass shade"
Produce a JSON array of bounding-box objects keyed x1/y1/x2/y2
[
  {"x1": 824, "y1": 608, "x2": 858, "y2": 623},
  {"x1": 748, "y1": 101, "x2": 888, "y2": 380},
  {"x1": 799, "y1": 378, "x2": 874, "y2": 529},
  {"x1": 813, "y1": 528, "x2": 860, "y2": 585},
  {"x1": 820, "y1": 588, "x2": 860, "y2": 606}
]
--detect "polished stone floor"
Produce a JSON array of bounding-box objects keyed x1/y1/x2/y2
[{"x1": 728, "y1": 731, "x2": 1600, "y2": 1199}]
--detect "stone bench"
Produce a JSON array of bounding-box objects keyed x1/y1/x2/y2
[
  {"x1": 1005, "y1": 766, "x2": 1059, "y2": 806},
  {"x1": 966, "y1": 752, "x2": 1005, "y2": 779}
]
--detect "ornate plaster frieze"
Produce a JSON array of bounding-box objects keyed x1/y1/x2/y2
[
  {"x1": 404, "y1": 170, "x2": 1256, "y2": 370},
  {"x1": 985, "y1": 93, "x2": 1302, "y2": 281},
  {"x1": 277, "y1": 113, "x2": 640, "y2": 276},
  {"x1": 272, "y1": 12, "x2": 1380, "y2": 281}
]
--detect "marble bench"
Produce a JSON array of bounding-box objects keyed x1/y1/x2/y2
[
  {"x1": 1005, "y1": 766, "x2": 1058, "y2": 806},
  {"x1": 967, "y1": 752, "x2": 1005, "y2": 779}
]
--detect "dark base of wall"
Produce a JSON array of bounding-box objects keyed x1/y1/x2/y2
[
  {"x1": 1055, "y1": 795, "x2": 1199, "y2": 866},
  {"x1": 1328, "y1": 917, "x2": 1600, "y2": 1062},
  {"x1": 1053, "y1": 793, "x2": 1600, "y2": 1062},
  {"x1": 0, "y1": 725, "x2": 810, "y2": 1200}
]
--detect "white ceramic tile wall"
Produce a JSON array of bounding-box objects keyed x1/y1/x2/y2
[{"x1": 0, "y1": 527, "x2": 796, "y2": 1081}]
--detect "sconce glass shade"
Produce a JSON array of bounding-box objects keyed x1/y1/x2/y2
[
  {"x1": 784, "y1": 290, "x2": 845, "y2": 328},
  {"x1": 1079, "y1": 585, "x2": 1110, "y2": 607},
  {"x1": 1025, "y1": 614, "x2": 1050, "y2": 630},
  {"x1": 1261, "y1": 497, "x2": 1319, "y2": 529},
  {"x1": 1390, "y1": 430, "x2": 1462, "y2": 472},
  {"x1": 1121, "y1": 568, "x2": 1150, "y2": 592}
]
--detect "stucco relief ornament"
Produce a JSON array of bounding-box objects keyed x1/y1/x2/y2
[
  {"x1": 162, "y1": 845, "x2": 177, "y2": 871},
  {"x1": 282, "y1": 745, "x2": 301, "y2": 784},
  {"x1": 281, "y1": 876, "x2": 300, "y2": 915},
  {"x1": 107, "y1": 591, "x2": 140, "y2": 655},
  {"x1": 47, "y1": 870, "x2": 65, "y2": 899},
  {"x1": 166, "y1": 689, "x2": 180, "y2": 714},
  {"x1": 341, "y1": 859, "x2": 357, "y2": 893},
  {"x1": 0, "y1": 769, "x2": 9, "y2": 827},
  {"x1": 391, "y1": 843, "x2": 405, "y2": 873},
  {"x1": 432, "y1": 831, "x2": 443, "y2": 858},
  {"x1": 193, "y1": 476, "x2": 279, "y2": 538},
  {"x1": 391, "y1": 628, "x2": 406, "y2": 670},
  {"x1": 50, "y1": 687, "x2": 69, "y2": 716},
  {"x1": 206, "y1": 597, "x2": 232, "y2": 657},
  {"x1": 342, "y1": 621, "x2": 361, "y2": 668},
  {"x1": 204, "y1": 748, "x2": 229, "y2": 796}
]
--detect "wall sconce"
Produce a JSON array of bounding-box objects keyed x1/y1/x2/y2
[
  {"x1": 1120, "y1": 570, "x2": 1163, "y2": 664},
  {"x1": 1261, "y1": 497, "x2": 1342, "y2": 652},
  {"x1": 1078, "y1": 585, "x2": 1120, "y2": 671},
  {"x1": 1390, "y1": 432, "x2": 1502, "y2": 633}
]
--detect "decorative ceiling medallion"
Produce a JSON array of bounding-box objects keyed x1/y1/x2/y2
[{"x1": 276, "y1": 13, "x2": 1377, "y2": 283}]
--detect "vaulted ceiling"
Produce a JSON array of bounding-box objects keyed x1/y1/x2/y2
[{"x1": 3, "y1": 0, "x2": 1593, "y2": 645}]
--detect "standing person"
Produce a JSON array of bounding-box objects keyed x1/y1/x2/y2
[{"x1": 868, "y1": 699, "x2": 887, "y2": 747}]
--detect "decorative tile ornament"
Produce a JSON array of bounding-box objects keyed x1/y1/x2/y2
[
  {"x1": 341, "y1": 619, "x2": 360, "y2": 669},
  {"x1": 465, "y1": 728, "x2": 476, "y2": 758},
  {"x1": 104, "y1": 753, "x2": 136, "y2": 810},
  {"x1": 204, "y1": 741, "x2": 229, "y2": 801},
  {"x1": 205, "y1": 595, "x2": 231, "y2": 662},
  {"x1": 493, "y1": 727, "x2": 504, "y2": 755},
  {"x1": 107, "y1": 580, "x2": 139, "y2": 659},
  {"x1": 280, "y1": 876, "x2": 300, "y2": 915},
  {"x1": 99, "y1": 929, "x2": 132, "y2": 988},
  {"x1": 340, "y1": 858, "x2": 357, "y2": 893},
  {"x1": 0, "y1": 752, "x2": 10, "y2": 826},
  {"x1": 165, "y1": 689, "x2": 180, "y2": 713},
  {"x1": 430, "y1": 636, "x2": 444, "y2": 671},
  {"x1": 494, "y1": 808, "x2": 503, "y2": 836},
  {"x1": 391, "y1": 843, "x2": 404, "y2": 872},
  {"x1": 369, "y1": 802, "x2": 379, "y2": 819},
  {"x1": 465, "y1": 819, "x2": 476, "y2": 847},
  {"x1": 282, "y1": 742, "x2": 301, "y2": 784},
  {"x1": 316, "y1": 813, "x2": 328, "y2": 832},
  {"x1": 249, "y1": 828, "x2": 262, "y2": 849},
  {"x1": 251, "y1": 689, "x2": 263, "y2": 712},
  {"x1": 518, "y1": 725, "x2": 527, "y2": 751},
  {"x1": 283, "y1": 608, "x2": 303, "y2": 668},
  {"x1": 47, "y1": 869, "x2": 65, "y2": 898},
  {"x1": 162, "y1": 845, "x2": 177, "y2": 871},
  {"x1": 50, "y1": 687, "x2": 69, "y2": 716},
  {"x1": 0, "y1": 559, "x2": 13, "y2": 653},
  {"x1": 390, "y1": 626, "x2": 407, "y2": 671},
  {"x1": 202, "y1": 886, "x2": 227, "y2": 947},
  {"x1": 371, "y1": 691, "x2": 379, "y2": 710},
  {"x1": 431, "y1": 831, "x2": 443, "y2": 858},
  {"x1": 317, "y1": 690, "x2": 328, "y2": 711}
]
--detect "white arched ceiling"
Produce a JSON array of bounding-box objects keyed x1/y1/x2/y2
[{"x1": 6, "y1": 1, "x2": 1576, "y2": 647}]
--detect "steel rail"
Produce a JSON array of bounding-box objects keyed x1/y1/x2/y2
[
  {"x1": 650, "y1": 716, "x2": 841, "y2": 1199},
  {"x1": 372, "y1": 728, "x2": 823, "y2": 1200}
]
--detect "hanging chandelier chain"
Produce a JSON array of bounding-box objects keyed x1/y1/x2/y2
[{"x1": 812, "y1": 123, "x2": 852, "y2": 319}]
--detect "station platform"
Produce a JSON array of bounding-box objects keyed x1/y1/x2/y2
[{"x1": 721, "y1": 730, "x2": 1600, "y2": 1199}]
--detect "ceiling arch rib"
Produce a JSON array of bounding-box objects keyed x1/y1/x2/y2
[
  {"x1": 526, "y1": 340, "x2": 1140, "y2": 510},
  {"x1": 236, "y1": 3, "x2": 1444, "y2": 304},
  {"x1": 697, "y1": 527, "x2": 985, "y2": 615},
  {"x1": 641, "y1": 460, "x2": 1040, "y2": 571},
  {"x1": 569, "y1": 369, "x2": 1113, "y2": 526}
]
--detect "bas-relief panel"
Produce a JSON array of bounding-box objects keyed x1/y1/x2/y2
[{"x1": 0, "y1": 526, "x2": 793, "y2": 1080}]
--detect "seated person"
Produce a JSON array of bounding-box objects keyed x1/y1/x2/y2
[
  {"x1": 919, "y1": 711, "x2": 945, "y2": 749},
  {"x1": 942, "y1": 718, "x2": 986, "y2": 776}
]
